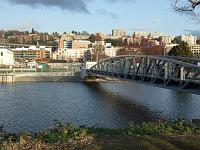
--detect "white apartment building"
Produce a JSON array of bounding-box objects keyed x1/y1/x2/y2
[
  {"x1": 0, "y1": 46, "x2": 14, "y2": 66},
  {"x1": 190, "y1": 44, "x2": 200, "y2": 56},
  {"x1": 133, "y1": 32, "x2": 150, "y2": 38},
  {"x1": 160, "y1": 36, "x2": 173, "y2": 44},
  {"x1": 150, "y1": 32, "x2": 165, "y2": 39},
  {"x1": 112, "y1": 29, "x2": 126, "y2": 38},
  {"x1": 53, "y1": 48, "x2": 91, "y2": 61},
  {"x1": 12, "y1": 46, "x2": 52, "y2": 52},
  {"x1": 176, "y1": 35, "x2": 197, "y2": 45},
  {"x1": 104, "y1": 43, "x2": 118, "y2": 57}
]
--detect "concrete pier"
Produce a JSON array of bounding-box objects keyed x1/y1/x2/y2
[{"x1": 0, "y1": 74, "x2": 15, "y2": 83}]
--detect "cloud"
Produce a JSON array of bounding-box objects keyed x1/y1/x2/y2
[
  {"x1": 183, "y1": 29, "x2": 200, "y2": 37},
  {"x1": 5, "y1": 0, "x2": 90, "y2": 13},
  {"x1": 4, "y1": 0, "x2": 134, "y2": 14},
  {"x1": 96, "y1": 9, "x2": 118, "y2": 19}
]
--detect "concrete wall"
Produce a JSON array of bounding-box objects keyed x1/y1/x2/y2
[
  {"x1": 14, "y1": 72, "x2": 82, "y2": 82},
  {"x1": 0, "y1": 74, "x2": 15, "y2": 83},
  {"x1": 0, "y1": 72, "x2": 82, "y2": 83}
]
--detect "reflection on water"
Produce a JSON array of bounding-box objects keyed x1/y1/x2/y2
[{"x1": 0, "y1": 82, "x2": 199, "y2": 133}]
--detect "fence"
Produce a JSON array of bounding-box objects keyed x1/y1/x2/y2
[{"x1": 0, "y1": 63, "x2": 81, "y2": 74}]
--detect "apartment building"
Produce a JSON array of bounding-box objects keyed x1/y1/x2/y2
[
  {"x1": 0, "y1": 46, "x2": 14, "y2": 66},
  {"x1": 176, "y1": 35, "x2": 197, "y2": 45},
  {"x1": 112, "y1": 29, "x2": 126, "y2": 38},
  {"x1": 159, "y1": 36, "x2": 173, "y2": 44},
  {"x1": 190, "y1": 44, "x2": 200, "y2": 56},
  {"x1": 12, "y1": 46, "x2": 51, "y2": 61},
  {"x1": 133, "y1": 32, "x2": 150, "y2": 38},
  {"x1": 104, "y1": 43, "x2": 118, "y2": 57},
  {"x1": 72, "y1": 40, "x2": 91, "y2": 49},
  {"x1": 53, "y1": 48, "x2": 91, "y2": 62}
]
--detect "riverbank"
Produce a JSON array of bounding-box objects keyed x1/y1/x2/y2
[{"x1": 1, "y1": 120, "x2": 200, "y2": 150}]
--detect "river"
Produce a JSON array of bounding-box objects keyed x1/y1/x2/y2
[{"x1": 0, "y1": 82, "x2": 200, "y2": 133}]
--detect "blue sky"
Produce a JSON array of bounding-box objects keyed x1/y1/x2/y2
[{"x1": 0, "y1": 0, "x2": 199, "y2": 36}]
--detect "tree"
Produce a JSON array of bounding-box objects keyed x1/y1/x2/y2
[
  {"x1": 88, "y1": 33, "x2": 102, "y2": 43},
  {"x1": 172, "y1": 0, "x2": 200, "y2": 21},
  {"x1": 105, "y1": 38, "x2": 123, "y2": 47},
  {"x1": 197, "y1": 39, "x2": 200, "y2": 44},
  {"x1": 31, "y1": 28, "x2": 35, "y2": 34},
  {"x1": 172, "y1": 0, "x2": 200, "y2": 12},
  {"x1": 168, "y1": 41, "x2": 193, "y2": 57},
  {"x1": 82, "y1": 31, "x2": 89, "y2": 36}
]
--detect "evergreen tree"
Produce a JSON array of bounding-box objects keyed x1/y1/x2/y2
[
  {"x1": 31, "y1": 28, "x2": 35, "y2": 34},
  {"x1": 168, "y1": 42, "x2": 193, "y2": 58}
]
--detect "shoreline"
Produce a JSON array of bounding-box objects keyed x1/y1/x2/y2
[{"x1": 1, "y1": 120, "x2": 200, "y2": 150}]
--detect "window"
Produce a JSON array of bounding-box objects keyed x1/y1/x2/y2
[{"x1": 1, "y1": 52, "x2": 3, "y2": 56}]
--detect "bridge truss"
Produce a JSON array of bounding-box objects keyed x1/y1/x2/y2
[{"x1": 86, "y1": 55, "x2": 200, "y2": 94}]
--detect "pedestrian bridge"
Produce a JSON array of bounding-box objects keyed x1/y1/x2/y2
[{"x1": 82, "y1": 55, "x2": 200, "y2": 95}]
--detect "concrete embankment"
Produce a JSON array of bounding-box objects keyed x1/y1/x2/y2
[
  {"x1": 0, "y1": 72, "x2": 123, "y2": 83},
  {"x1": 15, "y1": 72, "x2": 83, "y2": 82},
  {"x1": 0, "y1": 72, "x2": 83, "y2": 83}
]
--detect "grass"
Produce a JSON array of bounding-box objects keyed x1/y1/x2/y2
[{"x1": 1, "y1": 119, "x2": 200, "y2": 150}]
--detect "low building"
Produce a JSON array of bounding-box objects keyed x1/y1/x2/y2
[
  {"x1": 52, "y1": 48, "x2": 91, "y2": 62},
  {"x1": 104, "y1": 43, "x2": 118, "y2": 57},
  {"x1": 72, "y1": 40, "x2": 92, "y2": 49},
  {"x1": 12, "y1": 46, "x2": 51, "y2": 62},
  {"x1": 0, "y1": 46, "x2": 14, "y2": 66}
]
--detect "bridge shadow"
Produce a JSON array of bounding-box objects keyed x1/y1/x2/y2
[{"x1": 83, "y1": 81, "x2": 162, "y2": 125}]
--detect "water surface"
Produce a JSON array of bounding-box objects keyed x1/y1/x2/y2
[{"x1": 0, "y1": 82, "x2": 199, "y2": 133}]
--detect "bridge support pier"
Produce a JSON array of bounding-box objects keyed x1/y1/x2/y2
[{"x1": 180, "y1": 66, "x2": 185, "y2": 81}]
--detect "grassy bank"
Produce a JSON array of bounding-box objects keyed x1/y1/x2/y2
[{"x1": 1, "y1": 119, "x2": 200, "y2": 150}]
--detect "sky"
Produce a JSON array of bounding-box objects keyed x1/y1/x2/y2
[{"x1": 0, "y1": 0, "x2": 200, "y2": 36}]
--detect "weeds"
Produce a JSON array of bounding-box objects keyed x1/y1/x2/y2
[{"x1": 127, "y1": 119, "x2": 198, "y2": 136}]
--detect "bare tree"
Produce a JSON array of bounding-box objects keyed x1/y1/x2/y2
[
  {"x1": 172, "y1": 0, "x2": 200, "y2": 22},
  {"x1": 172, "y1": 0, "x2": 200, "y2": 12}
]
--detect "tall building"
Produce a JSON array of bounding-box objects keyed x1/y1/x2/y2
[
  {"x1": 150, "y1": 32, "x2": 164, "y2": 39},
  {"x1": 176, "y1": 35, "x2": 197, "y2": 45},
  {"x1": 133, "y1": 32, "x2": 150, "y2": 38},
  {"x1": 58, "y1": 34, "x2": 73, "y2": 49},
  {"x1": 159, "y1": 36, "x2": 173, "y2": 44},
  {"x1": 112, "y1": 29, "x2": 126, "y2": 38}
]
